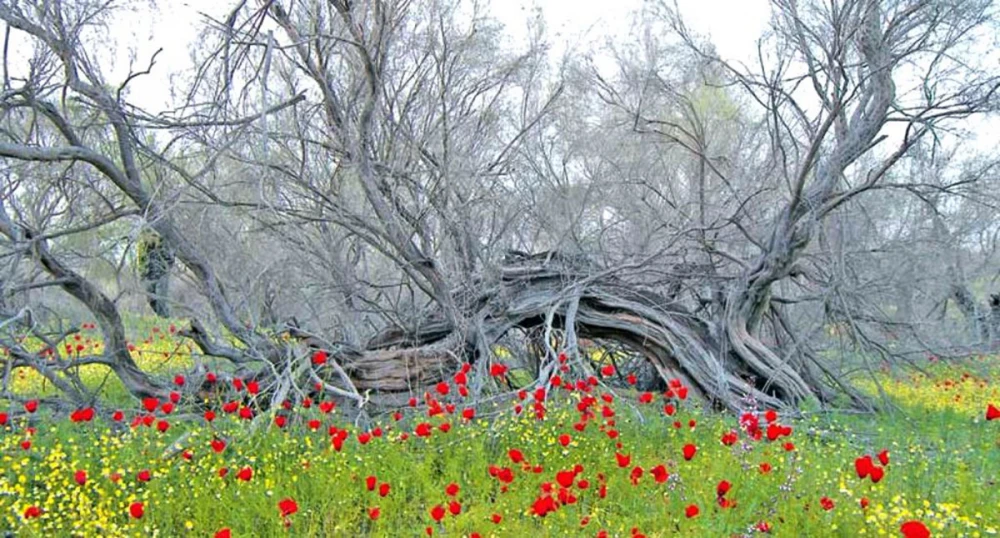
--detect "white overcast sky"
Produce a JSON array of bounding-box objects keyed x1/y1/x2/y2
[
  {"x1": 103, "y1": 0, "x2": 771, "y2": 112},
  {"x1": 9, "y1": 0, "x2": 994, "y2": 151}
]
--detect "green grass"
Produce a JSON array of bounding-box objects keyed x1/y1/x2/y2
[{"x1": 1, "y1": 326, "x2": 999, "y2": 537}]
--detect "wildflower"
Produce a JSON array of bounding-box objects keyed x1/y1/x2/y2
[
  {"x1": 430, "y1": 504, "x2": 446, "y2": 522},
  {"x1": 237, "y1": 467, "x2": 253, "y2": 481},
  {"x1": 900, "y1": 521, "x2": 931, "y2": 538},
  {"x1": 278, "y1": 498, "x2": 298, "y2": 517}
]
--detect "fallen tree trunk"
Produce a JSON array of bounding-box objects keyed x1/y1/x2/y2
[{"x1": 326, "y1": 252, "x2": 848, "y2": 412}]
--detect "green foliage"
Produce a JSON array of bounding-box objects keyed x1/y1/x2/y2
[{"x1": 2, "y1": 321, "x2": 999, "y2": 536}]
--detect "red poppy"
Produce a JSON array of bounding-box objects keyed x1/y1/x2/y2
[
  {"x1": 174, "y1": 375, "x2": 185, "y2": 387},
  {"x1": 246, "y1": 380, "x2": 260, "y2": 394},
  {"x1": 129, "y1": 502, "x2": 145, "y2": 519},
  {"x1": 559, "y1": 434, "x2": 571, "y2": 447},
  {"x1": 860, "y1": 497, "x2": 870, "y2": 509},
  {"x1": 368, "y1": 507, "x2": 380, "y2": 520},
  {"x1": 462, "y1": 408, "x2": 475, "y2": 420},
  {"x1": 23, "y1": 400, "x2": 38, "y2": 413},
  {"x1": 682, "y1": 444, "x2": 697, "y2": 461},
  {"x1": 142, "y1": 398, "x2": 158, "y2": 413},
  {"x1": 137, "y1": 470, "x2": 151, "y2": 482},
  {"x1": 72, "y1": 408, "x2": 95, "y2": 422},
  {"x1": 532, "y1": 495, "x2": 557, "y2": 517},
  {"x1": 716, "y1": 480, "x2": 731, "y2": 497},
  {"x1": 74, "y1": 470, "x2": 87, "y2": 486},
  {"x1": 278, "y1": 498, "x2": 298, "y2": 517},
  {"x1": 820, "y1": 496, "x2": 835, "y2": 511},
  {"x1": 987, "y1": 403, "x2": 1000, "y2": 421},
  {"x1": 556, "y1": 470, "x2": 576, "y2": 488},
  {"x1": 156, "y1": 420, "x2": 170, "y2": 433},
  {"x1": 312, "y1": 350, "x2": 328, "y2": 365},
  {"x1": 366, "y1": 476, "x2": 377, "y2": 491},
  {"x1": 490, "y1": 363, "x2": 508, "y2": 377},
  {"x1": 415, "y1": 423, "x2": 432, "y2": 437},
  {"x1": 900, "y1": 521, "x2": 930, "y2": 538},
  {"x1": 237, "y1": 467, "x2": 253, "y2": 481},
  {"x1": 491, "y1": 513, "x2": 503, "y2": 524},
  {"x1": 685, "y1": 504, "x2": 699, "y2": 518},
  {"x1": 877, "y1": 449, "x2": 890, "y2": 466},
  {"x1": 600, "y1": 364, "x2": 615, "y2": 376},
  {"x1": 629, "y1": 466, "x2": 643, "y2": 484},
  {"x1": 855, "y1": 455, "x2": 874, "y2": 479},
  {"x1": 615, "y1": 452, "x2": 631, "y2": 468},
  {"x1": 319, "y1": 401, "x2": 336, "y2": 414},
  {"x1": 24, "y1": 505, "x2": 42, "y2": 519},
  {"x1": 870, "y1": 465, "x2": 885, "y2": 483},
  {"x1": 435, "y1": 382, "x2": 450, "y2": 396},
  {"x1": 445, "y1": 482, "x2": 460, "y2": 496},
  {"x1": 448, "y1": 501, "x2": 461, "y2": 516},
  {"x1": 430, "y1": 504, "x2": 446, "y2": 522},
  {"x1": 215, "y1": 529, "x2": 231, "y2": 538},
  {"x1": 378, "y1": 482, "x2": 391, "y2": 497}
]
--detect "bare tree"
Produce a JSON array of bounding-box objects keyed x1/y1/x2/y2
[{"x1": 1, "y1": 0, "x2": 998, "y2": 416}]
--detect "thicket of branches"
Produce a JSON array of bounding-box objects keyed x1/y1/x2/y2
[{"x1": 1, "y1": 0, "x2": 999, "y2": 417}]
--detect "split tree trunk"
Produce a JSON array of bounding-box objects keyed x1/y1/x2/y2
[{"x1": 326, "y1": 252, "x2": 847, "y2": 412}]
